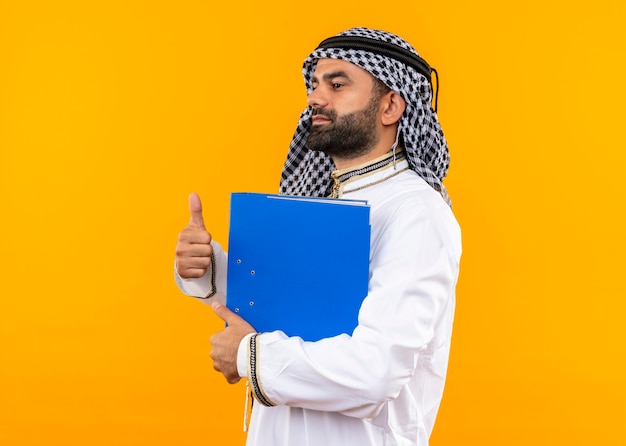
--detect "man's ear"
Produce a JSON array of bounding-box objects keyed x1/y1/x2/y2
[{"x1": 380, "y1": 91, "x2": 406, "y2": 126}]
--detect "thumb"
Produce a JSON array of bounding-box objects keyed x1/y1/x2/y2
[
  {"x1": 188, "y1": 192, "x2": 206, "y2": 229},
  {"x1": 212, "y1": 301, "x2": 241, "y2": 325}
]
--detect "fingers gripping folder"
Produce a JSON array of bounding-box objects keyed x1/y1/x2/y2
[{"x1": 226, "y1": 193, "x2": 371, "y2": 341}]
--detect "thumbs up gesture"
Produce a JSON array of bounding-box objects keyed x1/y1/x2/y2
[{"x1": 175, "y1": 192, "x2": 214, "y2": 279}]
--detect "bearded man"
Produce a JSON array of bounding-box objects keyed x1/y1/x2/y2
[{"x1": 174, "y1": 27, "x2": 462, "y2": 446}]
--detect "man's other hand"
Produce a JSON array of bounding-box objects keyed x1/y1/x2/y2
[
  {"x1": 175, "y1": 192, "x2": 213, "y2": 279},
  {"x1": 210, "y1": 302, "x2": 256, "y2": 384}
]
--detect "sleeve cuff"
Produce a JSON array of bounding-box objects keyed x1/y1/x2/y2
[{"x1": 246, "y1": 333, "x2": 275, "y2": 407}]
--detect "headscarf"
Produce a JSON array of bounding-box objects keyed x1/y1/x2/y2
[{"x1": 279, "y1": 27, "x2": 451, "y2": 205}]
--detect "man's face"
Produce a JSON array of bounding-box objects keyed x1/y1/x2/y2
[{"x1": 306, "y1": 59, "x2": 383, "y2": 160}]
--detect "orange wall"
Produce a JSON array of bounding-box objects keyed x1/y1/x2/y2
[{"x1": 1, "y1": 1, "x2": 625, "y2": 445}]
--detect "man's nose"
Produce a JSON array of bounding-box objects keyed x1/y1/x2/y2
[{"x1": 307, "y1": 87, "x2": 328, "y2": 109}]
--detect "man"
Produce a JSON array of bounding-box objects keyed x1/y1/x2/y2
[{"x1": 175, "y1": 27, "x2": 461, "y2": 446}]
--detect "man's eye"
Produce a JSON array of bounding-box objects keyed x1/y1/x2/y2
[{"x1": 332, "y1": 83, "x2": 343, "y2": 89}]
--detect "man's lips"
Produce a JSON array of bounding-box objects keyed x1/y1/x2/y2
[{"x1": 312, "y1": 115, "x2": 332, "y2": 125}]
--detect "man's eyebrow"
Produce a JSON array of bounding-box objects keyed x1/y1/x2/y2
[{"x1": 311, "y1": 70, "x2": 352, "y2": 83}]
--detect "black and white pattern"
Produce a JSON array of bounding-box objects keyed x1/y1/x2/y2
[
  {"x1": 279, "y1": 27, "x2": 451, "y2": 206},
  {"x1": 249, "y1": 334, "x2": 274, "y2": 407}
]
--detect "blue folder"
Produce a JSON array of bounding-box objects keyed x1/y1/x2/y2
[{"x1": 226, "y1": 192, "x2": 371, "y2": 341}]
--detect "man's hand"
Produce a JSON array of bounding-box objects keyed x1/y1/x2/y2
[
  {"x1": 210, "y1": 302, "x2": 256, "y2": 384},
  {"x1": 175, "y1": 193, "x2": 213, "y2": 279}
]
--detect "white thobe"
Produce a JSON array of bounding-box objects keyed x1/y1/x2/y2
[{"x1": 176, "y1": 155, "x2": 462, "y2": 446}]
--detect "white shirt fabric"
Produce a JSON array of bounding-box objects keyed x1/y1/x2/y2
[{"x1": 176, "y1": 156, "x2": 462, "y2": 446}]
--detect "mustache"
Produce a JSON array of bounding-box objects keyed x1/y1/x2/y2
[{"x1": 311, "y1": 108, "x2": 337, "y2": 120}]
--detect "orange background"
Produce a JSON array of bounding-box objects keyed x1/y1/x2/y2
[{"x1": 1, "y1": 1, "x2": 625, "y2": 445}]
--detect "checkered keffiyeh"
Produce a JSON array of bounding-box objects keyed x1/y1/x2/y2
[{"x1": 279, "y1": 27, "x2": 451, "y2": 205}]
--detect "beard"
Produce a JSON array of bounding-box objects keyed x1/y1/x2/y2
[{"x1": 306, "y1": 95, "x2": 380, "y2": 160}]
